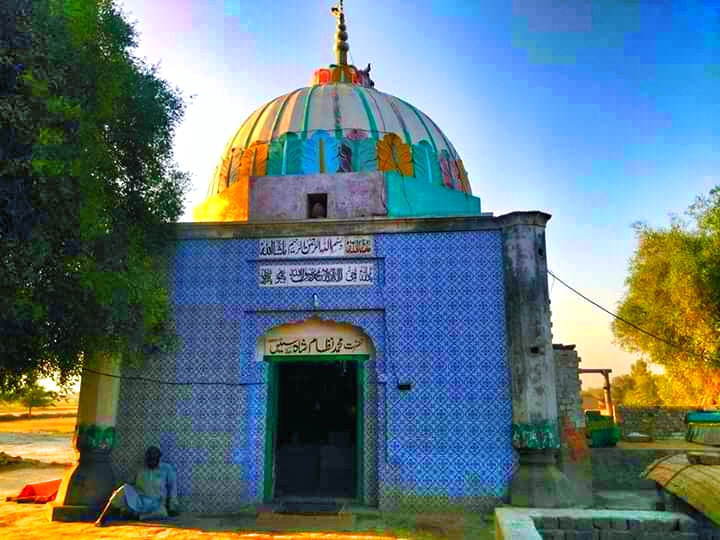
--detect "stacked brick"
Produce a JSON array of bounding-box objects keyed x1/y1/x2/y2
[
  {"x1": 532, "y1": 514, "x2": 702, "y2": 539},
  {"x1": 554, "y1": 344, "x2": 584, "y2": 430}
]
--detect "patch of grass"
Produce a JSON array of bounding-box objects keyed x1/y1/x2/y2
[
  {"x1": 0, "y1": 451, "x2": 69, "y2": 467},
  {"x1": 354, "y1": 511, "x2": 495, "y2": 540}
]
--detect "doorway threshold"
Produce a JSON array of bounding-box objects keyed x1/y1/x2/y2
[{"x1": 272, "y1": 496, "x2": 357, "y2": 514}]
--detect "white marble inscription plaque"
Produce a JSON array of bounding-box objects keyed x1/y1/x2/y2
[
  {"x1": 258, "y1": 236, "x2": 373, "y2": 259},
  {"x1": 258, "y1": 263, "x2": 374, "y2": 287}
]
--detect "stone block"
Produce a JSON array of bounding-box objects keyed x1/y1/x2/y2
[
  {"x1": 566, "y1": 530, "x2": 595, "y2": 540},
  {"x1": 641, "y1": 533, "x2": 670, "y2": 540},
  {"x1": 600, "y1": 530, "x2": 632, "y2": 539},
  {"x1": 543, "y1": 516, "x2": 560, "y2": 530},
  {"x1": 593, "y1": 517, "x2": 613, "y2": 529},
  {"x1": 574, "y1": 517, "x2": 593, "y2": 530},
  {"x1": 611, "y1": 519, "x2": 629, "y2": 530},
  {"x1": 543, "y1": 530, "x2": 564, "y2": 540},
  {"x1": 626, "y1": 518, "x2": 641, "y2": 531},
  {"x1": 46, "y1": 503, "x2": 99, "y2": 522},
  {"x1": 559, "y1": 516, "x2": 576, "y2": 529},
  {"x1": 640, "y1": 519, "x2": 667, "y2": 532}
]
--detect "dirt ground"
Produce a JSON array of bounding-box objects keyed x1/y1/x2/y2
[
  {"x1": 0, "y1": 463, "x2": 494, "y2": 539},
  {"x1": 0, "y1": 411, "x2": 76, "y2": 465},
  {"x1": 0, "y1": 412, "x2": 496, "y2": 539},
  {"x1": 0, "y1": 467, "x2": 493, "y2": 540},
  {"x1": 0, "y1": 416, "x2": 76, "y2": 433}
]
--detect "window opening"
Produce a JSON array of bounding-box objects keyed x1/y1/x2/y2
[{"x1": 308, "y1": 193, "x2": 328, "y2": 219}]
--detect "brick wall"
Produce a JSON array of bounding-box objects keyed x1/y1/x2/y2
[
  {"x1": 554, "y1": 344, "x2": 584, "y2": 429},
  {"x1": 617, "y1": 406, "x2": 691, "y2": 439}
]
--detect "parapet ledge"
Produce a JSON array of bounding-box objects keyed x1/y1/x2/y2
[{"x1": 167, "y1": 211, "x2": 552, "y2": 240}]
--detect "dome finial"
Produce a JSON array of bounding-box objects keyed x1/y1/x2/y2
[{"x1": 331, "y1": 0, "x2": 349, "y2": 66}]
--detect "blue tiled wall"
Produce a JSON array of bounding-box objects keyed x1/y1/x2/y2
[{"x1": 112, "y1": 229, "x2": 514, "y2": 513}]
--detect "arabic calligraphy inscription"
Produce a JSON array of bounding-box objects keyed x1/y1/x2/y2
[
  {"x1": 265, "y1": 336, "x2": 368, "y2": 356},
  {"x1": 258, "y1": 235, "x2": 373, "y2": 259},
  {"x1": 258, "y1": 263, "x2": 374, "y2": 287}
]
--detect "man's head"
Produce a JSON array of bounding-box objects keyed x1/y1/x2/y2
[{"x1": 145, "y1": 446, "x2": 162, "y2": 469}]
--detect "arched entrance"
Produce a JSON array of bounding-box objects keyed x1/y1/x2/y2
[{"x1": 261, "y1": 318, "x2": 372, "y2": 502}]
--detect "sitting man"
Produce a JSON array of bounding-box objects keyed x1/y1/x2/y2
[{"x1": 95, "y1": 446, "x2": 179, "y2": 526}]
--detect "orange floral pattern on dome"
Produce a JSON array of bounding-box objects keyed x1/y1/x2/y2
[
  {"x1": 227, "y1": 148, "x2": 242, "y2": 187},
  {"x1": 377, "y1": 133, "x2": 413, "y2": 177},
  {"x1": 218, "y1": 157, "x2": 230, "y2": 191},
  {"x1": 239, "y1": 141, "x2": 269, "y2": 178}
]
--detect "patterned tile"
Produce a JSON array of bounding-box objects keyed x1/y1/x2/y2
[{"x1": 111, "y1": 229, "x2": 514, "y2": 513}]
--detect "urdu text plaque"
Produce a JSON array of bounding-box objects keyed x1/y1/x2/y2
[{"x1": 258, "y1": 235, "x2": 373, "y2": 259}]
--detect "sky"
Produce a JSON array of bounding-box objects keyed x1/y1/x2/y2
[{"x1": 108, "y1": 0, "x2": 718, "y2": 389}]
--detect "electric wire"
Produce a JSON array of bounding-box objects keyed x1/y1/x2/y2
[
  {"x1": 81, "y1": 366, "x2": 263, "y2": 386},
  {"x1": 547, "y1": 268, "x2": 706, "y2": 361}
]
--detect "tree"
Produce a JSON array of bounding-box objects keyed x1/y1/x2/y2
[
  {"x1": 612, "y1": 187, "x2": 720, "y2": 407},
  {"x1": 610, "y1": 374, "x2": 636, "y2": 407},
  {"x1": 656, "y1": 366, "x2": 706, "y2": 407},
  {"x1": 15, "y1": 382, "x2": 57, "y2": 417},
  {"x1": 0, "y1": 0, "x2": 190, "y2": 392},
  {"x1": 622, "y1": 360, "x2": 662, "y2": 407}
]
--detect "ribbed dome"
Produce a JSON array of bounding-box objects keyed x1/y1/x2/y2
[
  {"x1": 206, "y1": 83, "x2": 471, "y2": 197},
  {"x1": 231, "y1": 84, "x2": 460, "y2": 163}
]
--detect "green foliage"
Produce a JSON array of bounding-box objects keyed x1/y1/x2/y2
[
  {"x1": 0, "y1": 382, "x2": 57, "y2": 417},
  {"x1": 17, "y1": 382, "x2": 57, "y2": 417},
  {"x1": 612, "y1": 186, "x2": 720, "y2": 406},
  {"x1": 622, "y1": 360, "x2": 662, "y2": 407},
  {"x1": 611, "y1": 360, "x2": 709, "y2": 408},
  {"x1": 610, "y1": 374, "x2": 635, "y2": 406},
  {"x1": 0, "y1": 0, "x2": 191, "y2": 393}
]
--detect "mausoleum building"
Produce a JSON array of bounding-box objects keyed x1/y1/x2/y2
[{"x1": 51, "y1": 3, "x2": 575, "y2": 519}]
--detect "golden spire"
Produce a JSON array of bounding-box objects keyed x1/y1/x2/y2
[{"x1": 331, "y1": 0, "x2": 349, "y2": 66}]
